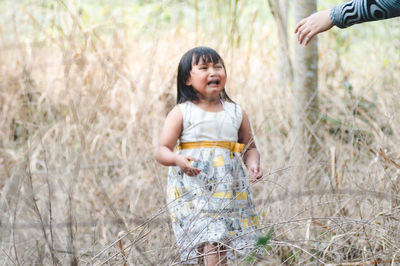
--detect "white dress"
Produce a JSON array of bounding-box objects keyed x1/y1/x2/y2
[{"x1": 167, "y1": 101, "x2": 262, "y2": 264}]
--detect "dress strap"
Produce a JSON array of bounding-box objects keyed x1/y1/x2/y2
[{"x1": 176, "y1": 141, "x2": 245, "y2": 153}]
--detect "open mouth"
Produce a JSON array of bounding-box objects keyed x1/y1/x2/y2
[{"x1": 207, "y1": 80, "x2": 220, "y2": 85}]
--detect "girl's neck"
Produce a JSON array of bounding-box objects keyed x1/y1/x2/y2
[{"x1": 192, "y1": 98, "x2": 224, "y2": 112}]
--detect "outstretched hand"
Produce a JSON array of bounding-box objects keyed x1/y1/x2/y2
[
  {"x1": 294, "y1": 10, "x2": 334, "y2": 46},
  {"x1": 175, "y1": 155, "x2": 201, "y2": 176}
]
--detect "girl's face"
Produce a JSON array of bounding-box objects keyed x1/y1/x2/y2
[{"x1": 185, "y1": 56, "x2": 226, "y2": 101}]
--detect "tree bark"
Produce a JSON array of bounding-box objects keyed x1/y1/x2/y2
[
  {"x1": 293, "y1": 0, "x2": 319, "y2": 169},
  {"x1": 267, "y1": 0, "x2": 293, "y2": 83}
]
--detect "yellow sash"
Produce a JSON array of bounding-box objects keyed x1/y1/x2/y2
[{"x1": 176, "y1": 141, "x2": 245, "y2": 153}]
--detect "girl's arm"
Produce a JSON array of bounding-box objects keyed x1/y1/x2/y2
[
  {"x1": 238, "y1": 111, "x2": 263, "y2": 181},
  {"x1": 154, "y1": 105, "x2": 201, "y2": 176}
]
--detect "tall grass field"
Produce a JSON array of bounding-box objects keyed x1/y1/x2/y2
[{"x1": 1, "y1": 1, "x2": 400, "y2": 265}]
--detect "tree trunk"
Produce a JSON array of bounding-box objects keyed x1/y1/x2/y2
[
  {"x1": 267, "y1": 0, "x2": 293, "y2": 83},
  {"x1": 293, "y1": 0, "x2": 319, "y2": 171}
]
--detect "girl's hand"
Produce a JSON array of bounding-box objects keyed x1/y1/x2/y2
[
  {"x1": 248, "y1": 165, "x2": 263, "y2": 183},
  {"x1": 294, "y1": 10, "x2": 334, "y2": 46},
  {"x1": 175, "y1": 155, "x2": 201, "y2": 176}
]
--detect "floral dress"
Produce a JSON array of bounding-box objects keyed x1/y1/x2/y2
[{"x1": 167, "y1": 101, "x2": 262, "y2": 264}]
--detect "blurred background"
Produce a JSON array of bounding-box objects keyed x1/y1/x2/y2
[{"x1": 1, "y1": 0, "x2": 400, "y2": 264}]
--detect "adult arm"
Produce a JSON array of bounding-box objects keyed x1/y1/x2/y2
[
  {"x1": 331, "y1": 0, "x2": 400, "y2": 28},
  {"x1": 238, "y1": 111, "x2": 263, "y2": 181},
  {"x1": 295, "y1": 0, "x2": 400, "y2": 45},
  {"x1": 295, "y1": 10, "x2": 334, "y2": 45}
]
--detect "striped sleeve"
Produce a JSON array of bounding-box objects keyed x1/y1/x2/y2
[{"x1": 330, "y1": 0, "x2": 400, "y2": 28}]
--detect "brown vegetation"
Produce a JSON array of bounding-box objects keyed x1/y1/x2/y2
[{"x1": 1, "y1": 1, "x2": 400, "y2": 265}]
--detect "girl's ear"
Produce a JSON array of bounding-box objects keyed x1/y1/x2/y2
[{"x1": 185, "y1": 77, "x2": 192, "y2": 86}]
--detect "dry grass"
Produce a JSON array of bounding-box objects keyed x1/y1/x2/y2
[{"x1": 1, "y1": 1, "x2": 400, "y2": 265}]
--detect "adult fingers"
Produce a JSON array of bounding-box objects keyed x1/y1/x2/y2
[
  {"x1": 303, "y1": 30, "x2": 317, "y2": 46},
  {"x1": 294, "y1": 18, "x2": 307, "y2": 33},
  {"x1": 296, "y1": 19, "x2": 309, "y2": 35},
  {"x1": 299, "y1": 28, "x2": 311, "y2": 45},
  {"x1": 296, "y1": 23, "x2": 307, "y2": 43}
]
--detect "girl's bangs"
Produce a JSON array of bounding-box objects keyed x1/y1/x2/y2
[{"x1": 192, "y1": 51, "x2": 221, "y2": 65}]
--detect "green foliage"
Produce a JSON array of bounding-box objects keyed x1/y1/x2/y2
[
  {"x1": 255, "y1": 227, "x2": 274, "y2": 247},
  {"x1": 246, "y1": 227, "x2": 274, "y2": 264}
]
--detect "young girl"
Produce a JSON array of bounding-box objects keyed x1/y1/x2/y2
[{"x1": 155, "y1": 46, "x2": 263, "y2": 265}]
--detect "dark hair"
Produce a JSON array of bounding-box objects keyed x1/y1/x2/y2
[{"x1": 176, "y1": 46, "x2": 233, "y2": 104}]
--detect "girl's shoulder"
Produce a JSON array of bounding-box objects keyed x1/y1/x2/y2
[
  {"x1": 224, "y1": 100, "x2": 240, "y2": 108},
  {"x1": 177, "y1": 101, "x2": 191, "y2": 113},
  {"x1": 167, "y1": 105, "x2": 183, "y2": 118},
  {"x1": 223, "y1": 100, "x2": 242, "y2": 114},
  {"x1": 223, "y1": 101, "x2": 243, "y2": 125}
]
